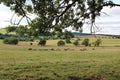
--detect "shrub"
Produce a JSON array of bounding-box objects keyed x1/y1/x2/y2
[
  {"x1": 93, "y1": 39, "x2": 102, "y2": 47},
  {"x1": 18, "y1": 38, "x2": 26, "y2": 41},
  {"x1": 3, "y1": 38, "x2": 18, "y2": 45},
  {"x1": 65, "y1": 39, "x2": 71, "y2": 44},
  {"x1": 57, "y1": 40, "x2": 65, "y2": 46},
  {"x1": 82, "y1": 38, "x2": 89, "y2": 46},
  {"x1": 73, "y1": 40, "x2": 79, "y2": 46},
  {"x1": 38, "y1": 39, "x2": 46, "y2": 46},
  {"x1": 29, "y1": 38, "x2": 34, "y2": 42}
]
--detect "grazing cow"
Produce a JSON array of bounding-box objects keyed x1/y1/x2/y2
[
  {"x1": 64, "y1": 48, "x2": 70, "y2": 51},
  {"x1": 50, "y1": 48, "x2": 55, "y2": 51},
  {"x1": 92, "y1": 48, "x2": 95, "y2": 50},
  {"x1": 80, "y1": 48, "x2": 87, "y2": 51},
  {"x1": 56, "y1": 48, "x2": 61, "y2": 51}
]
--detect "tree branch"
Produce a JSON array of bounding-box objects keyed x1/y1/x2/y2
[
  {"x1": 10, "y1": 0, "x2": 32, "y2": 25},
  {"x1": 103, "y1": 1, "x2": 120, "y2": 7},
  {"x1": 58, "y1": 0, "x2": 77, "y2": 17}
]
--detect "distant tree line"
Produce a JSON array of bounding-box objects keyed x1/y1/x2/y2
[
  {"x1": 112, "y1": 35, "x2": 120, "y2": 39},
  {"x1": 5, "y1": 25, "x2": 74, "y2": 40}
]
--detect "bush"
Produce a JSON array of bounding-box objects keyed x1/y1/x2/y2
[
  {"x1": 82, "y1": 38, "x2": 89, "y2": 46},
  {"x1": 29, "y1": 38, "x2": 34, "y2": 42},
  {"x1": 3, "y1": 38, "x2": 18, "y2": 45},
  {"x1": 93, "y1": 39, "x2": 102, "y2": 47},
  {"x1": 73, "y1": 40, "x2": 79, "y2": 46},
  {"x1": 57, "y1": 40, "x2": 65, "y2": 46},
  {"x1": 38, "y1": 39, "x2": 46, "y2": 46},
  {"x1": 65, "y1": 39, "x2": 71, "y2": 44}
]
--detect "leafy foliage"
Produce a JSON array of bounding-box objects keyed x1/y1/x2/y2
[
  {"x1": 73, "y1": 40, "x2": 79, "y2": 46},
  {"x1": 57, "y1": 40, "x2": 65, "y2": 46},
  {"x1": 82, "y1": 38, "x2": 90, "y2": 46},
  {"x1": 54, "y1": 31, "x2": 63, "y2": 39},
  {"x1": 6, "y1": 25, "x2": 17, "y2": 33},
  {"x1": 65, "y1": 39, "x2": 71, "y2": 44},
  {"x1": 93, "y1": 39, "x2": 102, "y2": 47},
  {"x1": 1, "y1": 0, "x2": 120, "y2": 35},
  {"x1": 63, "y1": 30, "x2": 74, "y2": 39},
  {"x1": 38, "y1": 39, "x2": 46, "y2": 46},
  {"x1": 54, "y1": 30, "x2": 74, "y2": 39},
  {"x1": 3, "y1": 38, "x2": 18, "y2": 45},
  {"x1": 16, "y1": 25, "x2": 28, "y2": 36}
]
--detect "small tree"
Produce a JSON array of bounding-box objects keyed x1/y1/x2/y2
[
  {"x1": 65, "y1": 39, "x2": 71, "y2": 44},
  {"x1": 73, "y1": 40, "x2": 79, "y2": 46},
  {"x1": 82, "y1": 38, "x2": 89, "y2": 46},
  {"x1": 57, "y1": 40, "x2": 65, "y2": 46},
  {"x1": 93, "y1": 39, "x2": 102, "y2": 47},
  {"x1": 55, "y1": 31, "x2": 63, "y2": 39},
  {"x1": 38, "y1": 39, "x2": 46, "y2": 46},
  {"x1": 63, "y1": 30, "x2": 74, "y2": 39}
]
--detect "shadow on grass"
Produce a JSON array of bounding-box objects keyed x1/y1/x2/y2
[{"x1": 68, "y1": 76, "x2": 92, "y2": 80}]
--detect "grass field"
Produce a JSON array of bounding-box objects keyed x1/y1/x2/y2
[{"x1": 0, "y1": 38, "x2": 120, "y2": 80}]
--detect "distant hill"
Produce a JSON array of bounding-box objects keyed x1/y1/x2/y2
[{"x1": 72, "y1": 32, "x2": 120, "y2": 37}]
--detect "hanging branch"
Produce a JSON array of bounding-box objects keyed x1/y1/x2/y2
[
  {"x1": 58, "y1": 0, "x2": 77, "y2": 17},
  {"x1": 10, "y1": 13, "x2": 15, "y2": 24},
  {"x1": 89, "y1": 0, "x2": 96, "y2": 34},
  {"x1": 54, "y1": 0, "x2": 77, "y2": 27},
  {"x1": 10, "y1": 0, "x2": 32, "y2": 25},
  {"x1": 26, "y1": 15, "x2": 32, "y2": 25},
  {"x1": 103, "y1": 1, "x2": 120, "y2": 7},
  {"x1": 16, "y1": 16, "x2": 24, "y2": 25}
]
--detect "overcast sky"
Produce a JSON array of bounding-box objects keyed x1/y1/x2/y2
[{"x1": 0, "y1": 0, "x2": 120, "y2": 35}]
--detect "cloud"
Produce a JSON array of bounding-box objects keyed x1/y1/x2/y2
[
  {"x1": 0, "y1": 4, "x2": 12, "y2": 28},
  {"x1": 0, "y1": 4, "x2": 36, "y2": 28},
  {"x1": 102, "y1": 7, "x2": 120, "y2": 17},
  {"x1": 0, "y1": 5, "x2": 13, "y2": 20},
  {"x1": 92, "y1": 6, "x2": 120, "y2": 35}
]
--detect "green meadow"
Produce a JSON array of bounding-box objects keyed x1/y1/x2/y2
[{"x1": 0, "y1": 38, "x2": 120, "y2": 80}]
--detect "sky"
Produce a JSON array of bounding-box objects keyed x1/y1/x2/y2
[{"x1": 0, "y1": 0, "x2": 120, "y2": 35}]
